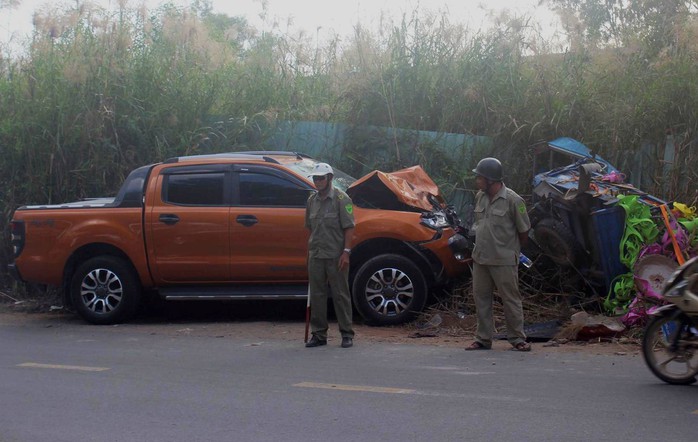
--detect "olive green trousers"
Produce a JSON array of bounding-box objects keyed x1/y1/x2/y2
[
  {"x1": 472, "y1": 262, "x2": 526, "y2": 347},
  {"x1": 308, "y1": 257, "x2": 354, "y2": 340}
]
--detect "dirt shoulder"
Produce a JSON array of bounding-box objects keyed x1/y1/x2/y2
[{"x1": 0, "y1": 300, "x2": 642, "y2": 357}]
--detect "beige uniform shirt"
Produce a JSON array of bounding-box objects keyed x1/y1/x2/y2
[
  {"x1": 305, "y1": 187, "x2": 355, "y2": 259},
  {"x1": 471, "y1": 184, "x2": 530, "y2": 266}
]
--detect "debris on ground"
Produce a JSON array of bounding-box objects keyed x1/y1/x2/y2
[
  {"x1": 411, "y1": 271, "x2": 641, "y2": 349},
  {"x1": 0, "y1": 290, "x2": 20, "y2": 303},
  {"x1": 556, "y1": 311, "x2": 625, "y2": 341}
]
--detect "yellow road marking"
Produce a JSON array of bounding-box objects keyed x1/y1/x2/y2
[
  {"x1": 295, "y1": 382, "x2": 527, "y2": 402},
  {"x1": 18, "y1": 362, "x2": 110, "y2": 372},
  {"x1": 294, "y1": 382, "x2": 414, "y2": 394}
]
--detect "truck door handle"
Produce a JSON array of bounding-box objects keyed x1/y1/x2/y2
[
  {"x1": 159, "y1": 214, "x2": 180, "y2": 225},
  {"x1": 236, "y1": 215, "x2": 258, "y2": 227}
]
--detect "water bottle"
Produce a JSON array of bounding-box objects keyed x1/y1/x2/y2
[{"x1": 519, "y1": 253, "x2": 533, "y2": 268}]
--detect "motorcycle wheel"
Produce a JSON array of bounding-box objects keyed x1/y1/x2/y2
[{"x1": 642, "y1": 314, "x2": 698, "y2": 385}]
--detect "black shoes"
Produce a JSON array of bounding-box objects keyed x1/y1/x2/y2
[
  {"x1": 305, "y1": 336, "x2": 353, "y2": 348},
  {"x1": 305, "y1": 336, "x2": 327, "y2": 348}
]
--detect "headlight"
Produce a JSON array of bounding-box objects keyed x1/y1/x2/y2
[{"x1": 421, "y1": 212, "x2": 449, "y2": 230}]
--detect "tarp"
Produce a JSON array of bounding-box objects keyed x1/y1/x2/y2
[{"x1": 547, "y1": 137, "x2": 619, "y2": 173}]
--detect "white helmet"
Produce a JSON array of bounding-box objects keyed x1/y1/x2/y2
[{"x1": 310, "y1": 162, "x2": 333, "y2": 177}]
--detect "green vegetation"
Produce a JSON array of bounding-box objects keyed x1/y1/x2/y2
[{"x1": 1, "y1": 0, "x2": 697, "y2": 285}]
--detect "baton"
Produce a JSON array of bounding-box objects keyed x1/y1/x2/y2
[{"x1": 304, "y1": 285, "x2": 311, "y2": 343}]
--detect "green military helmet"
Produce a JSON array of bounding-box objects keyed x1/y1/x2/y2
[{"x1": 472, "y1": 157, "x2": 503, "y2": 181}]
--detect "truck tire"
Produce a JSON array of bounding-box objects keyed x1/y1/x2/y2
[
  {"x1": 352, "y1": 254, "x2": 427, "y2": 326},
  {"x1": 70, "y1": 256, "x2": 141, "y2": 325},
  {"x1": 533, "y1": 218, "x2": 583, "y2": 267}
]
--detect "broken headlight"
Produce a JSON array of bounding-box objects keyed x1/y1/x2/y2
[{"x1": 421, "y1": 211, "x2": 449, "y2": 230}]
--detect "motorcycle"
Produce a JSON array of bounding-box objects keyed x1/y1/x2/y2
[{"x1": 642, "y1": 256, "x2": 698, "y2": 385}]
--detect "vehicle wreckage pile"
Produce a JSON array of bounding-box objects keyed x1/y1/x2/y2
[
  {"x1": 415, "y1": 138, "x2": 697, "y2": 342},
  {"x1": 524, "y1": 138, "x2": 697, "y2": 330},
  {"x1": 606, "y1": 198, "x2": 697, "y2": 324}
]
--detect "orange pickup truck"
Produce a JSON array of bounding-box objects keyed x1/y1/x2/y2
[{"x1": 9, "y1": 152, "x2": 470, "y2": 326}]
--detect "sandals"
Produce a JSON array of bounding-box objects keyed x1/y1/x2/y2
[
  {"x1": 511, "y1": 342, "x2": 532, "y2": 352},
  {"x1": 465, "y1": 341, "x2": 491, "y2": 351}
]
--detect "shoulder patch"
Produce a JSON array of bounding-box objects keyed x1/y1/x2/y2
[
  {"x1": 345, "y1": 203, "x2": 353, "y2": 214},
  {"x1": 518, "y1": 204, "x2": 526, "y2": 214}
]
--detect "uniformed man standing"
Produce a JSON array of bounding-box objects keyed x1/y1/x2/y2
[
  {"x1": 305, "y1": 162, "x2": 356, "y2": 348},
  {"x1": 465, "y1": 157, "x2": 532, "y2": 352}
]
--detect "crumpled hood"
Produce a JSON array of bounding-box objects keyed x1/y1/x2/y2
[{"x1": 347, "y1": 165, "x2": 444, "y2": 211}]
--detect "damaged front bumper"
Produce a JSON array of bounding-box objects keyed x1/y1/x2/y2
[{"x1": 419, "y1": 229, "x2": 471, "y2": 280}]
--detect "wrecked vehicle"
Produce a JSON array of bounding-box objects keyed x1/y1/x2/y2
[
  {"x1": 525, "y1": 137, "x2": 668, "y2": 298},
  {"x1": 8, "y1": 152, "x2": 469, "y2": 326}
]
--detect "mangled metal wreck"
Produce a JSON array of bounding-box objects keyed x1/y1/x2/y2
[{"x1": 525, "y1": 137, "x2": 698, "y2": 326}]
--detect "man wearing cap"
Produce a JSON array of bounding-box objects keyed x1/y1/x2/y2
[
  {"x1": 466, "y1": 157, "x2": 532, "y2": 352},
  {"x1": 305, "y1": 162, "x2": 356, "y2": 348}
]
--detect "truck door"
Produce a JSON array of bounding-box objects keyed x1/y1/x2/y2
[
  {"x1": 147, "y1": 165, "x2": 231, "y2": 283},
  {"x1": 229, "y1": 166, "x2": 312, "y2": 281}
]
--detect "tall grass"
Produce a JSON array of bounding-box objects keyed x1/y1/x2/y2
[{"x1": 1, "y1": 1, "x2": 697, "y2": 285}]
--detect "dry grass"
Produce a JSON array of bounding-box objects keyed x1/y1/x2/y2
[{"x1": 409, "y1": 266, "x2": 636, "y2": 343}]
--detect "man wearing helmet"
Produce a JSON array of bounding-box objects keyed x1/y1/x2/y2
[
  {"x1": 466, "y1": 157, "x2": 532, "y2": 352},
  {"x1": 304, "y1": 162, "x2": 356, "y2": 348}
]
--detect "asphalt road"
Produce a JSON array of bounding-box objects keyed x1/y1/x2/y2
[{"x1": 1, "y1": 311, "x2": 696, "y2": 442}]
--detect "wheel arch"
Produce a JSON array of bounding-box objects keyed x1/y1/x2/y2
[
  {"x1": 350, "y1": 238, "x2": 441, "y2": 287},
  {"x1": 62, "y1": 243, "x2": 140, "y2": 307}
]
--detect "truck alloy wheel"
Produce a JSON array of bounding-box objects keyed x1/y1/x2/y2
[
  {"x1": 70, "y1": 256, "x2": 141, "y2": 325},
  {"x1": 352, "y1": 254, "x2": 427, "y2": 326}
]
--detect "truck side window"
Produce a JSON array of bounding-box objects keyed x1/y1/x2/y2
[
  {"x1": 239, "y1": 172, "x2": 310, "y2": 207},
  {"x1": 165, "y1": 173, "x2": 225, "y2": 206}
]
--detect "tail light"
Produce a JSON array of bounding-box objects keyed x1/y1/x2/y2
[{"x1": 10, "y1": 220, "x2": 25, "y2": 257}]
